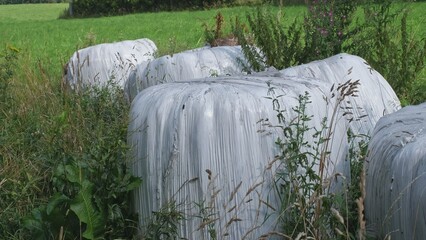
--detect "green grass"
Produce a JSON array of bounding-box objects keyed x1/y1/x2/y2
[
  {"x1": 0, "y1": 4, "x2": 304, "y2": 77},
  {"x1": 0, "y1": 3, "x2": 424, "y2": 78}
]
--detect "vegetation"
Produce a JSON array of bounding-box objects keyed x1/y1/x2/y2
[
  {"x1": 0, "y1": 0, "x2": 66, "y2": 4},
  {"x1": 234, "y1": 0, "x2": 426, "y2": 104},
  {"x1": 64, "y1": 0, "x2": 259, "y2": 17},
  {"x1": 266, "y1": 81, "x2": 368, "y2": 239},
  {"x1": 0, "y1": 1, "x2": 425, "y2": 239}
]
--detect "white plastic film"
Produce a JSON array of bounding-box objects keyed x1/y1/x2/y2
[
  {"x1": 65, "y1": 38, "x2": 157, "y2": 91},
  {"x1": 125, "y1": 46, "x2": 250, "y2": 102},
  {"x1": 365, "y1": 103, "x2": 426, "y2": 239}
]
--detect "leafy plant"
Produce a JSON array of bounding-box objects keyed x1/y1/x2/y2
[
  {"x1": 23, "y1": 83, "x2": 141, "y2": 239},
  {"x1": 266, "y1": 78, "x2": 364, "y2": 239},
  {"x1": 204, "y1": 12, "x2": 225, "y2": 46},
  {"x1": 142, "y1": 201, "x2": 185, "y2": 240},
  {"x1": 350, "y1": 0, "x2": 426, "y2": 104},
  {"x1": 203, "y1": 12, "x2": 240, "y2": 47},
  {"x1": 235, "y1": 7, "x2": 304, "y2": 71},
  {"x1": 237, "y1": 1, "x2": 425, "y2": 104},
  {"x1": 303, "y1": 0, "x2": 358, "y2": 62}
]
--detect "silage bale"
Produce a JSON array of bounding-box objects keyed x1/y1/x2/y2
[
  {"x1": 125, "y1": 45, "x2": 250, "y2": 102},
  {"x1": 127, "y1": 54, "x2": 402, "y2": 238},
  {"x1": 127, "y1": 75, "x2": 351, "y2": 239},
  {"x1": 280, "y1": 53, "x2": 401, "y2": 136},
  {"x1": 65, "y1": 38, "x2": 157, "y2": 91},
  {"x1": 365, "y1": 103, "x2": 426, "y2": 239}
]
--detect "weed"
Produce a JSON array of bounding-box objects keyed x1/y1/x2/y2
[
  {"x1": 235, "y1": 7, "x2": 304, "y2": 71},
  {"x1": 303, "y1": 0, "x2": 358, "y2": 62},
  {"x1": 238, "y1": 1, "x2": 425, "y2": 104},
  {"x1": 350, "y1": 0, "x2": 426, "y2": 104},
  {"x1": 141, "y1": 201, "x2": 185, "y2": 240},
  {"x1": 266, "y1": 78, "x2": 365, "y2": 239},
  {"x1": 18, "y1": 82, "x2": 141, "y2": 239},
  {"x1": 203, "y1": 12, "x2": 239, "y2": 47}
]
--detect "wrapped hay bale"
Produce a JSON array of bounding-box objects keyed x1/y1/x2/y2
[
  {"x1": 65, "y1": 38, "x2": 157, "y2": 91},
  {"x1": 280, "y1": 53, "x2": 401, "y2": 136},
  {"x1": 125, "y1": 45, "x2": 250, "y2": 102},
  {"x1": 365, "y1": 103, "x2": 426, "y2": 239},
  {"x1": 128, "y1": 75, "x2": 351, "y2": 239},
  {"x1": 127, "y1": 54, "x2": 401, "y2": 238}
]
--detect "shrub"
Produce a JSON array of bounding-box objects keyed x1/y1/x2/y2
[
  {"x1": 0, "y1": 48, "x2": 141, "y2": 238},
  {"x1": 234, "y1": 7, "x2": 304, "y2": 71},
  {"x1": 350, "y1": 0, "x2": 426, "y2": 105},
  {"x1": 237, "y1": 0, "x2": 425, "y2": 105},
  {"x1": 303, "y1": 0, "x2": 358, "y2": 62},
  {"x1": 65, "y1": 0, "x2": 239, "y2": 17}
]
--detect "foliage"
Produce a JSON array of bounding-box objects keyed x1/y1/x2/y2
[
  {"x1": 346, "y1": 130, "x2": 369, "y2": 239},
  {"x1": 64, "y1": 0, "x2": 240, "y2": 17},
  {"x1": 0, "y1": 45, "x2": 24, "y2": 239},
  {"x1": 267, "y1": 79, "x2": 365, "y2": 239},
  {"x1": 141, "y1": 201, "x2": 185, "y2": 240},
  {"x1": 0, "y1": 54, "x2": 141, "y2": 239},
  {"x1": 22, "y1": 84, "x2": 141, "y2": 239},
  {"x1": 203, "y1": 12, "x2": 225, "y2": 46},
  {"x1": 234, "y1": 7, "x2": 304, "y2": 71},
  {"x1": 0, "y1": 45, "x2": 18, "y2": 108},
  {"x1": 303, "y1": 0, "x2": 358, "y2": 62},
  {"x1": 350, "y1": 0, "x2": 426, "y2": 105},
  {"x1": 203, "y1": 12, "x2": 242, "y2": 47},
  {"x1": 237, "y1": 1, "x2": 426, "y2": 104},
  {"x1": 235, "y1": 1, "x2": 358, "y2": 70}
]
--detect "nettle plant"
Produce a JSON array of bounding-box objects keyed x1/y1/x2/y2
[{"x1": 267, "y1": 79, "x2": 366, "y2": 239}]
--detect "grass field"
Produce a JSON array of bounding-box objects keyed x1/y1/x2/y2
[
  {"x1": 0, "y1": 4, "x2": 301, "y2": 77},
  {"x1": 0, "y1": 3, "x2": 425, "y2": 78}
]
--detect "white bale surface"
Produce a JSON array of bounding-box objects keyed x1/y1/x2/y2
[
  {"x1": 280, "y1": 53, "x2": 401, "y2": 136},
  {"x1": 125, "y1": 46, "x2": 250, "y2": 102},
  {"x1": 128, "y1": 75, "x2": 352, "y2": 239},
  {"x1": 365, "y1": 103, "x2": 426, "y2": 239},
  {"x1": 65, "y1": 38, "x2": 157, "y2": 91}
]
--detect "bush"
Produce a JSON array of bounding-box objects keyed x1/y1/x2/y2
[
  {"x1": 236, "y1": 0, "x2": 425, "y2": 105},
  {"x1": 350, "y1": 0, "x2": 426, "y2": 105},
  {"x1": 268, "y1": 80, "x2": 367, "y2": 239},
  {"x1": 234, "y1": 7, "x2": 304, "y2": 71},
  {"x1": 65, "y1": 0, "x2": 239, "y2": 17},
  {"x1": 303, "y1": 0, "x2": 358, "y2": 62}
]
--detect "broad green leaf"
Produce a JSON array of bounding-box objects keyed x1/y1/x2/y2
[
  {"x1": 46, "y1": 192, "x2": 70, "y2": 215},
  {"x1": 125, "y1": 176, "x2": 142, "y2": 191},
  {"x1": 70, "y1": 180, "x2": 105, "y2": 239},
  {"x1": 65, "y1": 164, "x2": 81, "y2": 184}
]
